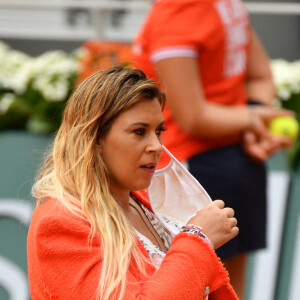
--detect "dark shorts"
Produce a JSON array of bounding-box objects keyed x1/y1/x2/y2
[{"x1": 188, "y1": 144, "x2": 267, "y2": 260}]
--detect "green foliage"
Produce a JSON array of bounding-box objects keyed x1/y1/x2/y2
[{"x1": 0, "y1": 41, "x2": 80, "y2": 134}]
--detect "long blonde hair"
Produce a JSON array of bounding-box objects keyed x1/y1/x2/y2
[{"x1": 32, "y1": 66, "x2": 166, "y2": 300}]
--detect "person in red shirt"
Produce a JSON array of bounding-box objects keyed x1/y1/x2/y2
[
  {"x1": 27, "y1": 66, "x2": 239, "y2": 300},
  {"x1": 133, "y1": 0, "x2": 293, "y2": 298}
]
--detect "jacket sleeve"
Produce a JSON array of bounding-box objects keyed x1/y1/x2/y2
[
  {"x1": 28, "y1": 207, "x2": 237, "y2": 300},
  {"x1": 127, "y1": 232, "x2": 238, "y2": 300},
  {"x1": 28, "y1": 208, "x2": 102, "y2": 300}
]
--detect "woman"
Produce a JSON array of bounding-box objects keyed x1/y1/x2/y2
[
  {"x1": 132, "y1": 0, "x2": 293, "y2": 298},
  {"x1": 27, "y1": 66, "x2": 239, "y2": 300}
]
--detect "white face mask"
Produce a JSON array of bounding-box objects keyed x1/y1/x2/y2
[{"x1": 147, "y1": 146, "x2": 212, "y2": 234}]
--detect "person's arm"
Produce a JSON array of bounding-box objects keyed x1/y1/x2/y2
[
  {"x1": 241, "y1": 30, "x2": 293, "y2": 161},
  {"x1": 155, "y1": 57, "x2": 252, "y2": 138},
  {"x1": 155, "y1": 57, "x2": 291, "y2": 140},
  {"x1": 245, "y1": 30, "x2": 276, "y2": 105},
  {"x1": 29, "y1": 201, "x2": 238, "y2": 299},
  {"x1": 135, "y1": 231, "x2": 237, "y2": 300}
]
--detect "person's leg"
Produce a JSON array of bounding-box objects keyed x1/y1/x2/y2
[{"x1": 223, "y1": 252, "x2": 247, "y2": 300}]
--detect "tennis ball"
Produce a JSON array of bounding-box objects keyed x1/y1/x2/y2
[{"x1": 269, "y1": 116, "x2": 299, "y2": 141}]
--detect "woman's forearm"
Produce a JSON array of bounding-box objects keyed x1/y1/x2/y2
[
  {"x1": 177, "y1": 101, "x2": 252, "y2": 138},
  {"x1": 245, "y1": 30, "x2": 276, "y2": 106},
  {"x1": 155, "y1": 57, "x2": 253, "y2": 139}
]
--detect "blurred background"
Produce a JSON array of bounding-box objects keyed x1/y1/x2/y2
[{"x1": 0, "y1": 1, "x2": 300, "y2": 300}]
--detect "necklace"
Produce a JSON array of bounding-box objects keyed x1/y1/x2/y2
[{"x1": 129, "y1": 198, "x2": 168, "y2": 251}]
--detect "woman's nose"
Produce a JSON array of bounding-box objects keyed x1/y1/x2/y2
[{"x1": 147, "y1": 134, "x2": 163, "y2": 153}]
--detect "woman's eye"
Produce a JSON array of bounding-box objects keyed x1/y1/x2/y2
[
  {"x1": 133, "y1": 128, "x2": 145, "y2": 135},
  {"x1": 156, "y1": 126, "x2": 167, "y2": 135}
]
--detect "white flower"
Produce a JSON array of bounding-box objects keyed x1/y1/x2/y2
[
  {"x1": 0, "y1": 42, "x2": 32, "y2": 94},
  {"x1": 0, "y1": 41, "x2": 81, "y2": 132},
  {"x1": 30, "y1": 50, "x2": 79, "y2": 101},
  {"x1": 0, "y1": 93, "x2": 15, "y2": 114},
  {"x1": 271, "y1": 59, "x2": 300, "y2": 101},
  {"x1": 0, "y1": 42, "x2": 79, "y2": 102},
  {"x1": 0, "y1": 41, "x2": 9, "y2": 55}
]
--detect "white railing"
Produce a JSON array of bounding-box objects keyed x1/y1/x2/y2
[
  {"x1": 0, "y1": 1, "x2": 299, "y2": 41},
  {"x1": 246, "y1": 2, "x2": 300, "y2": 15},
  {"x1": 1, "y1": 1, "x2": 300, "y2": 14},
  {"x1": 0, "y1": 0, "x2": 151, "y2": 11}
]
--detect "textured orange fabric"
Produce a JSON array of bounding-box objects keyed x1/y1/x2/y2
[
  {"x1": 27, "y1": 192, "x2": 238, "y2": 299},
  {"x1": 77, "y1": 41, "x2": 133, "y2": 85},
  {"x1": 133, "y1": 0, "x2": 251, "y2": 166}
]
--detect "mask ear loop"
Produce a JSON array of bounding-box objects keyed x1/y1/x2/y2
[
  {"x1": 153, "y1": 145, "x2": 175, "y2": 174},
  {"x1": 162, "y1": 145, "x2": 180, "y2": 163},
  {"x1": 162, "y1": 145, "x2": 191, "y2": 169},
  {"x1": 156, "y1": 145, "x2": 186, "y2": 174},
  {"x1": 186, "y1": 214, "x2": 197, "y2": 224}
]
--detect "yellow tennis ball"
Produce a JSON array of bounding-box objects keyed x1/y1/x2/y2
[{"x1": 269, "y1": 116, "x2": 299, "y2": 141}]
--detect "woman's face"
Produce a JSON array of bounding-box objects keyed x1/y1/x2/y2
[{"x1": 100, "y1": 98, "x2": 165, "y2": 197}]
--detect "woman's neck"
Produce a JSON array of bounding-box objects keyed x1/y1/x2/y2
[{"x1": 110, "y1": 189, "x2": 131, "y2": 214}]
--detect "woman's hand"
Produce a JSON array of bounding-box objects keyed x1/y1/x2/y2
[
  {"x1": 241, "y1": 129, "x2": 292, "y2": 162},
  {"x1": 241, "y1": 106, "x2": 294, "y2": 162},
  {"x1": 252, "y1": 106, "x2": 294, "y2": 135},
  {"x1": 187, "y1": 200, "x2": 239, "y2": 249}
]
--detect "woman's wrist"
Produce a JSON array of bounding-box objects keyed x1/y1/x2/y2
[
  {"x1": 181, "y1": 224, "x2": 214, "y2": 249},
  {"x1": 247, "y1": 99, "x2": 267, "y2": 106},
  {"x1": 248, "y1": 106, "x2": 259, "y2": 131},
  {"x1": 247, "y1": 99, "x2": 269, "y2": 132}
]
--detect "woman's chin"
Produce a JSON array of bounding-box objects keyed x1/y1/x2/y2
[{"x1": 131, "y1": 181, "x2": 152, "y2": 192}]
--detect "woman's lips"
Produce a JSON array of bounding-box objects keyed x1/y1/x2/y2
[{"x1": 140, "y1": 163, "x2": 156, "y2": 173}]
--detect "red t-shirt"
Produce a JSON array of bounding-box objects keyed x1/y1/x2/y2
[{"x1": 133, "y1": 0, "x2": 251, "y2": 166}]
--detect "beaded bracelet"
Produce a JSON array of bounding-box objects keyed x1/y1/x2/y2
[{"x1": 181, "y1": 224, "x2": 214, "y2": 249}]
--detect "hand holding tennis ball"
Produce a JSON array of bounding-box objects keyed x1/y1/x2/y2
[{"x1": 269, "y1": 116, "x2": 299, "y2": 141}]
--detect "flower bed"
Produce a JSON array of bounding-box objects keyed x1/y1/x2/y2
[
  {"x1": 0, "y1": 40, "x2": 133, "y2": 134},
  {"x1": 0, "y1": 41, "x2": 80, "y2": 134},
  {"x1": 271, "y1": 60, "x2": 300, "y2": 168}
]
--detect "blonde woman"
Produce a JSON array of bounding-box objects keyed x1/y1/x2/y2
[{"x1": 27, "y1": 66, "x2": 239, "y2": 300}]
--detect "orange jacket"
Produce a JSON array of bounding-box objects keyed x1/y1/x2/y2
[{"x1": 27, "y1": 191, "x2": 238, "y2": 299}]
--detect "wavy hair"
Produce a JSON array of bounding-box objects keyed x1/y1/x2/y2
[{"x1": 32, "y1": 66, "x2": 166, "y2": 300}]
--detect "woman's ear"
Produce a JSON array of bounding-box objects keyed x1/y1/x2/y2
[{"x1": 96, "y1": 137, "x2": 102, "y2": 148}]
